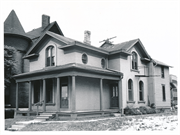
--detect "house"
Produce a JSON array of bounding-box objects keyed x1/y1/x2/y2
[
  {"x1": 170, "y1": 75, "x2": 178, "y2": 105},
  {"x1": 4, "y1": 10, "x2": 173, "y2": 118}
]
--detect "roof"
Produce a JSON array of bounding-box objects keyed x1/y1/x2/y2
[
  {"x1": 26, "y1": 21, "x2": 64, "y2": 40},
  {"x1": 13, "y1": 63, "x2": 123, "y2": 79},
  {"x1": 153, "y1": 59, "x2": 172, "y2": 67},
  {"x1": 101, "y1": 39, "x2": 139, "y2": 52},
  {"x1": 4, "y1": 10, "x2": 30, "y2": 39},
  {"x1": 25, "y1": 31, "x2": 109, "y2": 57}
]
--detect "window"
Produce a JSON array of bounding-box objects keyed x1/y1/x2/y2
[
  {"x1": 162, "y1": 85, "x2": 166, "y2": 101},
  {"x1": 161, "y1": 67, "x2": 164, "y2": 78},
  {"x1": 82, "y1": 53, "x2": 88, "y2": 64},
  {"x1": 101, "y1": 58, "x2": 106, "y2": 68},
  {"x1": 128, "y1": 79, "x2": 133, "y2": 101},
  {"x1": 139, "y1": 81, "x2": 144, "y2": 101},
  {"x1": 46, "y1": 46, "x2": 55, "y2": 67},
  {"x1": 46, "y1": 79, "x2": 53, "y2": 103},
  {"x1": 131, "y1": 52, "x2": 138, "y2": 70}
]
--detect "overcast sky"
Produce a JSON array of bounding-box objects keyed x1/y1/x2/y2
[{"x1": 1, "y1": 0, "x2": 180, "y2": 79}]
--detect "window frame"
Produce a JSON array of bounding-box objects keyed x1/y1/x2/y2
[
  {"x1": 139, "y1": 81, "x2": 144, "y2": 101},
  {"x1": 101, "y1": 58, "x2": 106, "y2": 69},
  {"x1": 82, "y1": 53, "x2": 88, "y2": 64},
  {"x1": 161, "y1": 66, "x2": 165, "y2": 78},
  {"x1": 131, "y1": 51, "x2": 138, "y2": 70},
  {"x1": 162, "y1": 84, "x2": 166, "y2": 101},
  {"x1": 45, "y1": 46, "x2": 55, "y2": 67},
  {"x1": 128, "y1": 79, "x2": 134, "y2": 101}
]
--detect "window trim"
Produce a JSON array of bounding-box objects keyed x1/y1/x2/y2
[
  {"x1": 139, "y1": 81, "x2": 144, "y2": 101},
  {"x1": 128, "y1": 79, "x2": 134, "y2": 101},
  {"x1": 45, "y1": 45, "x2": 55, "y2": 67},
  {"x1": 101, "y1": 58, "x2": 106, "y2": 69},
  {"x1": 82, "y1": 53, "x2": 88, "y2": 64},
  {"x1": 162, "y1": 84, "x2": 166, "y2": 101},
  {"x1": 161, "y1": 66, "x2": 165, "y2": 78},
  {"x1": 131, "y1": 51, "x2": 138, "y2": 70}
]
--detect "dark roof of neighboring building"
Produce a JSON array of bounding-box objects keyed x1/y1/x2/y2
[{"x1": 4, "y1": 10, "x2": 30, "y2": 39}]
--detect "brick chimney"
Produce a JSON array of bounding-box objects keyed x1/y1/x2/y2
[
  {"x1": 84, "y1": 30, "x2": 91, "y2": 45},
  {"x1": 42, "y1": 14, "x2": 50, "y2": 28}
]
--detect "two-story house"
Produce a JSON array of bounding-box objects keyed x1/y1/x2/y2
[{"x1": 5, "y1": 10, "x2": 172, "y2": 119}]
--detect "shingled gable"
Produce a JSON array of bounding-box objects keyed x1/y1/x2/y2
[
  {"x1": 26, "y1": 21, "x2": 64, "y2": 43},
  {"x1": 4, "y1": 10, "x2": 31, "y2": 40}
]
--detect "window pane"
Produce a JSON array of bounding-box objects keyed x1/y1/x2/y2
[
  {"x1": 47, "y1": 57, "x2": 50, "y2": 66},
  {"x1": 62, "y1": 86, "x2": 68, "y2": 98},
  {"x1": 52, "y1": 47, "x2": 55, "y2": 56},
  {"x1": 162, "y1": 85, "x2": 166, "y2": 101},
  {"x1": 116, "y1": 86, "x2": 118, "y2": 97},
  {"x1": 113, "y1": 87, "x2": 115, "y2": 97}
]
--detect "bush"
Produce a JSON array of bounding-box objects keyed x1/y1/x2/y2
[
  {"x1": 124, "y1": 106, "x2": 157, "y2": 115},
  {"x1": 124, "y1": 106, "x2": 141, "y2": 115}
]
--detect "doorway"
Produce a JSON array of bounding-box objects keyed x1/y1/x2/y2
[{"x1": 110, "y1": 84, "x2": 119, "y2": 107}]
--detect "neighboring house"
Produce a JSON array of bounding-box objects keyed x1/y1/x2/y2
[
  {"x1": 170, "y1": 75, "x2": 178, "y2": 105},
  {"x1": 4, "y1": 10, "x2": 173, "y2": 118}
]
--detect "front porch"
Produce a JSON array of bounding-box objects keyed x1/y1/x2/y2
[
  {"x1": 14, "y1": 63, "x2": 124, "y2": 119},
  {"x1": 14, "y1": 108, "x2": 120, "y2": 119}
]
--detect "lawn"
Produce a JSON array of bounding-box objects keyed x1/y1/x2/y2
[{"x1": 6, "y1": 111, "x2": 177, "y2": 131}]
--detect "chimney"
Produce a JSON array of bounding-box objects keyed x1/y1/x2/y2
[
  {"x1": 84, "y1": 30, "x2": 91, "y2": 45},
  {"x1": 42, "y1": 14, "x2": 50, "y2": 28}
]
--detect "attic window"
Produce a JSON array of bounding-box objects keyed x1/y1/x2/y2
[
  {"x1": 46, "y1": 46, "x2": 55, "y2": 67},
  {"x1": 101, "y1": 58, "x2": 106, "y2": 69},
  {"x1": 131, "y1": 52, "x2": 138, "y2": 70},
  {"x1": 82, "y1": 53, "x2": 88, "y2": 64}
]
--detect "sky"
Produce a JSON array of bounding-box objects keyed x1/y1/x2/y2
[{"x1": 1, "y1": 0, "x2": 180, "y2": 78}]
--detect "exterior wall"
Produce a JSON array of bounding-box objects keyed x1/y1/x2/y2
[
  {"x1": 103, "y1": 80, "x2": 111, "y2": 109},
  {"x1": 108, "y1": 54, "x2": 120, "y2": 71},
  {"x1": 154, "y1": 66, "x2": 171, "y2": 108},
  {"x1": 119, "y1": 48, "x2": 148, "y2": 108},
  {"x1": 29, "y1": 39, "x2": 107, "y2": 72},
  {"x1": 76, "y1": 77, "x2": 100, "y2": 111}
]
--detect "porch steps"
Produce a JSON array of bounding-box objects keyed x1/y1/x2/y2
[{"x1": 7, "y1": 113, "x2": 55, "y2": 131}]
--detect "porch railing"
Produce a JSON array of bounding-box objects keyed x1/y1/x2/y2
[{"x1": 33, "y1": 100, "x2": 44, "y2": 116}]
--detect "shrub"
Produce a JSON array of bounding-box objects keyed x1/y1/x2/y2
[
  {"x1": 124, "y1": 106, "x2": 157, "y2": 115},
  {"x1": 124, "y1": 106, "x2": 142, "y2": 115}
]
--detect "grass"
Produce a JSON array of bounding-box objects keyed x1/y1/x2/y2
[
  {"x1": 4, "y1": 111, "x2": 177, "y2": 131},
  {"x1": 21, "y1": 111, "x2": 177, "y2": 131}
]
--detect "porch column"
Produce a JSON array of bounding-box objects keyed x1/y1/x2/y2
[
  {"x1": 71, "y1": 75, "x2": 76, "y2": 112},
  {"x1": 100, "y1": 78, "x2": 104, "y2": 111},
  {"x1": 29, "y1": 81, "x2": 32, "y2": 111},
  {"x1": 56, "y1": 77, "x2": 60, "y2": 112},
  {"x1": 16, "y1": 82, "x2": 18, "y2": 110},
  {"x1": 118, "y1": 78, "x2": 123, "y2": 114},
  {"x1": 43, "y1": 79, "x2": 46, "y2": 112}
]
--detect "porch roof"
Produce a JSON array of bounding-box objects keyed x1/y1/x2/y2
[{"x1": 13, "y1": 63, "x2": 123, "y2": 82}]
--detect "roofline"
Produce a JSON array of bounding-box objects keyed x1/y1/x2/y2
[
  {"x1": 4, "y1": 33, "x2": 32, "y2": 42},
  {"x1": 13, "y1": 63, "x2": 123, "y2": 79},
  {"x1": 58, "y1": 41, "x2": 109, "y2": 55},
  {"x1": 127, "y1": 39, "x2": 151, "y2": 59}
]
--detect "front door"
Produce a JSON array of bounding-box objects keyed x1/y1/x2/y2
[
  {"x1": 61, "y1": 85, "x2": 68, "y2": 108},
  {"x1": 111, "y1": 84, "x2": 119, "y2": 107}
]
